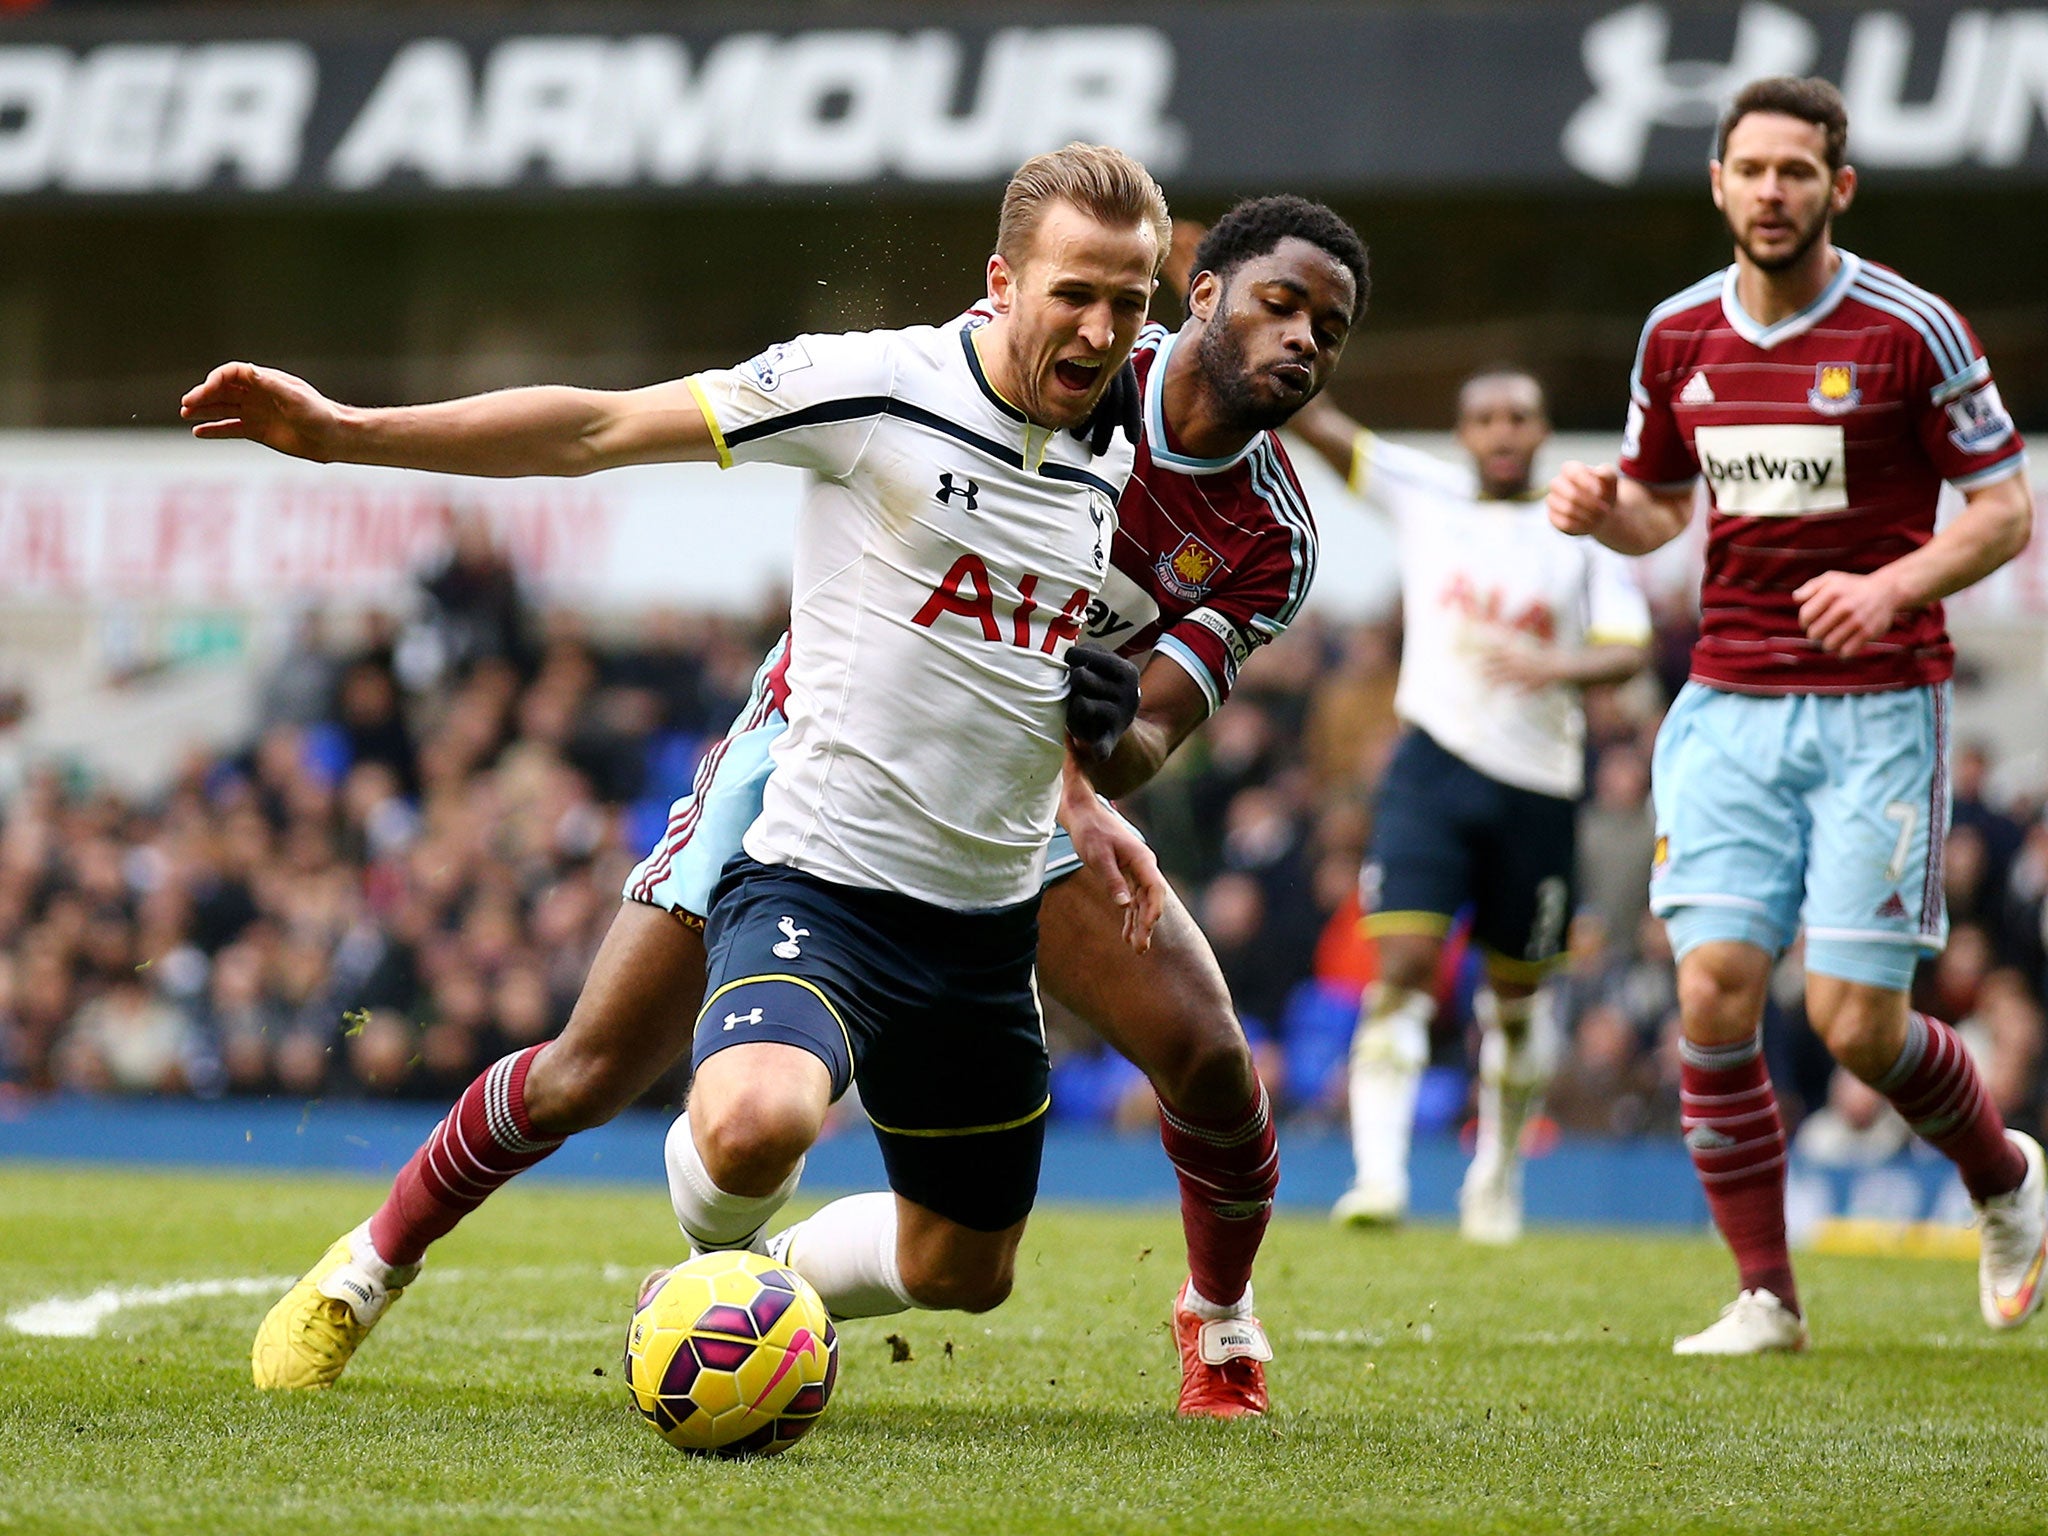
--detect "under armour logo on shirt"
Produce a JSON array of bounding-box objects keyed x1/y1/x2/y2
[
  {"x1": 772, "y1": 917, "x2": 809, "y2": 959},
  {"x1": 936, "y1": 472, "x2": 980, "y2": 511},
  {"x1": 722, "y1": 1007, "x2": 764, "y2": 1031}
]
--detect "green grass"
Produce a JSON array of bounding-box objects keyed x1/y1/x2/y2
[{"x1": 1, "y1": 1164, "x2": 2043, "y2": 1535}]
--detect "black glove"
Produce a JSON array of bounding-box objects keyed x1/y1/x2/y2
[
  {"x1": 1066, "y1": 644, "x2": 1141, "y2": 763},
  {"x1": 1071, "y1": 360, "x2": 1141, "y2": 458}
]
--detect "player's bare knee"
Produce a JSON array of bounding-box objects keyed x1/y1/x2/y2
[
  {"x1": 1676, "y1": 947, "x2": 1770, "y2": 1041},
  {"x1": 691, "y1": 1085, "x2": 818, "y2": 1194},
  {"x1": 900, "y1": 1256, "x2": 1014, "y2": 1314},
  {"x1": 1375, "y1": 936, "x2": 1441, "y2": 996},
  {"x1": 1807, "y1": 983, "x2": 1907, "y2": 1080}
]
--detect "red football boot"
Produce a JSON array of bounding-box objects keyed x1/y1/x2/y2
[{"x1": 1172, "y1": 1280, "x2": 1273, "y2": 1418}]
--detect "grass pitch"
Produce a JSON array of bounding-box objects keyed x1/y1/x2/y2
[{"x1": 2, "y1": 1164, "x2": 2043, "y2": 1536}]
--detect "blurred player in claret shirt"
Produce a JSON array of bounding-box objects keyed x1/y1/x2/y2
[
  {"x1": 1293, "y1": 369, "x2": 1650, "y2": 1244},
  {"x1": 1549, "y1": 76, "x2": 2043, "y2": 1354}
]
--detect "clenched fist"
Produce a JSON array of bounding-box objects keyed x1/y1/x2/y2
[{"x1": 1547, "y1": 460, "x2": 1618, "y2": 538}]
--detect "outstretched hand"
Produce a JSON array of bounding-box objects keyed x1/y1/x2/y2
[{"x1": 180, "y1": 362, "x2": 341, "y2": 461}]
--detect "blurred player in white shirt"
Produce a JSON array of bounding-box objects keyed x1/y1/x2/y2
[{"x1": 1295, "y1": 371, "x2": 1651, "y2": 1240}]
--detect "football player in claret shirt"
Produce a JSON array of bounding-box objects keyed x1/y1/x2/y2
[{"x1": 1550, "y1": 76, "x2": 2043, "y2": 1354}]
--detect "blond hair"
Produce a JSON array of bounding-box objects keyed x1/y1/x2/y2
[{"x1": 995, "y1": 143, "x2": 1170, "y2": 276}]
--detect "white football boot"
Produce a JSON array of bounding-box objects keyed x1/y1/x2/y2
[
  {"x1": 1672, "y1": 1289, "x2": 1808, "y2": 1356},
  {"x1": 1975, "y1": 1130, "x2": 2048, "y2": 1330},
  {"x1": 1458, "y1": 1154, "x2": 1523, "y2": 1246}
]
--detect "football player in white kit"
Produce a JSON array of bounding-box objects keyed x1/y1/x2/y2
[
  {"x1": 186, "y1": 144, "x2": 1177, "y2": 1386},
  {"x1": 1293, "y1": 370, "x2": 1652, "y2": 1241}
]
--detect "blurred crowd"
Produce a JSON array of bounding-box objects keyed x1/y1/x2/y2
[{"x1": 5, "y1": 522, "x2": 2048, "y2": 1157}]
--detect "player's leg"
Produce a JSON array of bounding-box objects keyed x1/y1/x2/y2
[
  {"x1": 1800, "y1": 685, "x2": 2043, "y2": 1329},
  {"x1": 1340, "y1": 730, "x2": 1469, "y2": 1225},
  {"x1": 1340, "y1": 930, "x2": 1442, "y2": 1224},
  {"x1": 251, "y1": 708, "x2": 780, "y2": 1390},
  {"x1": 1036, "y1": 860, "x2": 1276, "y2": 1416},
  {"x1": 767, "y1": 887, "x2": 1050, "y2": 1323},
  {"x1": 250, "y1": 899, "x2": 710, "y2": 1391},
  {"x1": 1460, "y1": 779, "x2": 1575, "y2": 1245},
  {"x1": 1653, "y1": 684, "x2": 1810, "y2": 1355},
  {"x1": 1458, "y1": 973, "x2": 1554, "y2": 1245}
]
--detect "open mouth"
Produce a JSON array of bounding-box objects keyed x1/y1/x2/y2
[
  {"x1": 1053, "y1": 358, "x2": 1102, "y2": 394},
  {"x1": 1271, "y1": 363, "x2": 1312, "y2": 394}
]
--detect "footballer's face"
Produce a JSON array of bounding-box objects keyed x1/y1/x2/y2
[
  {"x1": 1455, "y1": 374, "x2": 1549, "y2": 500},
  {"x1": 984, "y1": 201, "x2": 1158, "y2": 430},
  {"x1": 1189, "y1": 238, "x2": 1356, "y2": 432},
  {"x1": 1711, "y1": 113, "x2": 1855, "y2": 274}
]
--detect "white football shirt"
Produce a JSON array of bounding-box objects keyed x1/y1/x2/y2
[
  {"x1": 1351, "y1": 431, "x2": 1651, "y2": 799},
  {"x1": 689, "y1": 322, "x2": 1129, "y2": 910}
]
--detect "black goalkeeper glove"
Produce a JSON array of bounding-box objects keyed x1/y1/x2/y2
[
  {"x1": 1066, "y1": 644, "x2": 1142, "y2": 763},
  {"x1": 1071, "y1": 360, "x2": 1141, "y2": 458}
]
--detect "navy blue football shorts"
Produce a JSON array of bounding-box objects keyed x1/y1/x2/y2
[
  {"x1": 692, "y1": 856, "x2": 1049, "y2": 1232},
  {"x1": 1362, "y1": 728, "x2": 1577, "y2": 981}
]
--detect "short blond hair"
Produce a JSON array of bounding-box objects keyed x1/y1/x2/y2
[{"x1": 995, "y1": 143, "x2": 1170, "y2": 276}]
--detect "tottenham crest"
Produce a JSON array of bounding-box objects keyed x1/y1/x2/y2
[
  {"x1": 1807, "y1": 363, "x2": 1861, "y2": 415},
  {"x1": 1155, "y1": 535, "x2": 1223, "y2": 601}
]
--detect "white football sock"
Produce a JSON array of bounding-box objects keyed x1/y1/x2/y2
[
  {"x1": 1347, "y1": 984, "x2": 1434, "y2": 1199},
  {"x1": 664, "y1": 1112, "x2": 804, "y2": 1252},
  {"x1": 1471, "y1": 990, "x2": 1559, "y2": 1174},
  {"x1": 1182, "y1": 1281, "x2": 1255, "y2": 1322},
  {"x1": 773, "y1": 1191, "x2": 920, "y2": 1320},
  {"x1": 346, "y1": 1221, "x2": 419, "y2": 1290}
]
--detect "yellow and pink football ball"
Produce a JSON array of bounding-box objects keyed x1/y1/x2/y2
[{"x1": 623, "y1": 1250, "x2": 838, "y2": 1457}]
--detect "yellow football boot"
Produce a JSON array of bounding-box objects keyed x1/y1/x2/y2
[{"x1": 251, "y1": 1223, "x2": 416, "y2": 1390}]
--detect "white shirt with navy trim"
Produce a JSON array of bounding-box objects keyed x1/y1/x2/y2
[
  {"x1": 690, "y1": 323, "x2": 1133, "y2": 910},
  {"x1": 1354, "y1": 432, "x2": 1650, "y2": 799}
]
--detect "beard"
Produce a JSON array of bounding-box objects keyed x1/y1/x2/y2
[
  {"x1": 1729, "y1": 202, "x2": 1830, "y2": 273},
  {"x1": 1194, "y1": 320, "x2": 1303, "y2": 433}
]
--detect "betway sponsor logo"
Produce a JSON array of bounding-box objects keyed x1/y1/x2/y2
[
  {"x1": 1694, "y1": 424, "x2": 1848, "y2": 517},
  {"x1": 0, "y1": 27, "x2": 1181, "y2": 195},
  {"x1": 1566, "y1": 3, "x2": 2048, "y2": 185}
]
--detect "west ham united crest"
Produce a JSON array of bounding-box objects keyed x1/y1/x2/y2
[
  {"x1": 1807, "y1": 363, "x2": 1861, "y2": 415},
  {"x1": 1155, "y1": 534, "x2": 1223, "y2": 600}
]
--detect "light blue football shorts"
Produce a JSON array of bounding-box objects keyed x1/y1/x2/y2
[
  {"x1": 1649, "y1": 679, "x2": 1952, "y2": 992},
  {"x1": 624, "y1": 636, "x2": 1093, "y2": 920}
]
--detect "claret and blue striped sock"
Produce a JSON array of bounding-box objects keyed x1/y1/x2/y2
[{"x1": 1679, "y1": 1033, "x2": 1798, "y2": 1314}]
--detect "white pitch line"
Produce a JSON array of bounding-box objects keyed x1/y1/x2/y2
[
  {"x1": 3, "y1": 1261, "x2": 653, "y2": 1340},
  {"x1": 6, "y1": 1277, "x2": 296, "y2": 1338}
]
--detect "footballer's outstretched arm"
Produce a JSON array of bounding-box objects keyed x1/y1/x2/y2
[
  {"x1": 1548, "y1": 462, "x2": 1695, "y2": 556},
  {"x1": 1796, "y1": 470, "x2": 2035, "y2": 658},
  {"x1": 1289, "y1": 396, "x2": 1367, "y2": 485},
  {"x1": 1085, "y1": 656, "x2": 1213, "y2": 800},
  {"x1": 180, "y1": 363, "x2": 720, "y2": 477}
]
